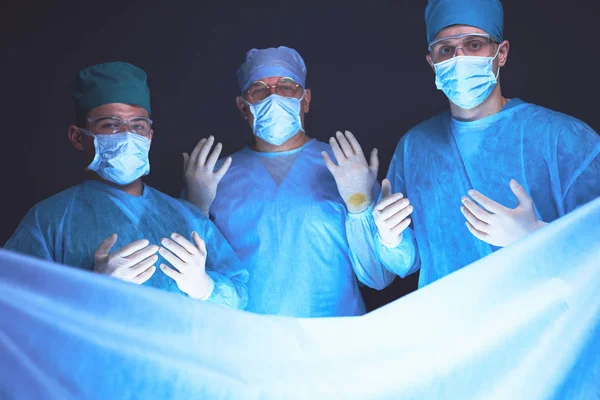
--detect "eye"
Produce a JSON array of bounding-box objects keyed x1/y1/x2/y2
[
  {"x1": 467, "y1": 40, "x2": 483, "y2": 51},
  {"x1": 439, "y1": 46, "x2": 453, "y2": 55}
]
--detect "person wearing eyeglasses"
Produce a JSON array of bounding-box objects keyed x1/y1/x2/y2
[
  {"x1": 4, "y1": 61, "x2": 248, "y2": 309},
  {"x1": 183, "y1": 46, "x2": 398, "y2": 317},
  {"x1": 346, "y1": 0, "x2": 600, "y2": 288}
]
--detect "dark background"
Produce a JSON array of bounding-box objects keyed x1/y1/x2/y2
[{"x1": 1, "y1": 0, "x2": 598, "y2": 310}]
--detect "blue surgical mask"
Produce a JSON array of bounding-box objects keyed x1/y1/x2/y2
[
  {"x1": 80, "y1": 129, "x2": 151, "y2": 185},
  {"x1": 245, "y1": 94, "x2": 305, "y2": 146},
  {"x1": 434, "y1": 47, "x2": 501, "y2": 110}
]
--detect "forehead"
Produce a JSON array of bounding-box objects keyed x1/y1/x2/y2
[
  {"x1": 250, "y1": 76, "x2": 292, "y2": 85},
  {"x1": 434, "y1": 25, "x2": 489, "y2": 41},
  {"x1": 87, "y1": 103, "x2": 149, "y2": 119}
]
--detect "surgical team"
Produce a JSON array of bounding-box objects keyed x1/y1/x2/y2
[{"x1": 5, "y1": 0, "x2": 599, "y2": 317}]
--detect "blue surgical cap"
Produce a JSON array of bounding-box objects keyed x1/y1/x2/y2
[
  {"x1": 237, "y1": 46, "x2": 307, "y2": 93},
  {"x1": 425, "y1": 0, "x2": 504, "y2": 44}
]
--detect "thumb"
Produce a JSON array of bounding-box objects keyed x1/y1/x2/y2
[
  {"x1": 192, "y1": 231, "x2": 207, "y2": 256},
  {"x1": 95, "y1": 233, "x2": 117, "y2": 261},
  {"x1": 369, "y1": 148, "x2": 379, "y2": 175},
  {"x1": 510, "y1": 179, "x2": 532, "y2": 207},
  {"x1": 182, "y1": 153, "x2": 190, "y2": 171},
  {"x1": 381, "y1": 179, "x2": 392, "y2": 198}
]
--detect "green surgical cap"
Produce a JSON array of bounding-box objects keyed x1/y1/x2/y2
[{"x1": 70, "y1": 61, "x2": 151, "y2": 115}]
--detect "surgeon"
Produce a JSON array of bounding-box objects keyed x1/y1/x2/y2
[
  {"x1": 347, "y1": 0, "x2": 600, "y2": 288},
  {"x1": 183, "y1": 46, "x2": 401, "y2": 317},
  {"x1": 5, "y1": 61, "x2": 248, "y2": 309}
]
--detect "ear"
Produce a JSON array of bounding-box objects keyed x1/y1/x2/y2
[
  {"x1": 425, "y1": 54, "x2": 435, "y2": 72},
  {"x1": 68, "y1": 125, "x2": 86, "y2": 151},
  {"x1": 302, "y1": 88, "x2": 311, "y2": 113},
  {"x1": 236, "y1": 96, "x2": 249, "y2": 120},
  {"x1": 497, "y1": 40, "x2": 510, "y2": 68}
]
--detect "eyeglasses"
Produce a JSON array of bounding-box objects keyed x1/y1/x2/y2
[
  {"x1": 429, "y1": 33, "x2": 498, "y2": 63},
  {"x1": 87, "y1": 116, "x2": 153, "y2": 136},
  {"x1": 244, "y1": 77, "x2": 303, "y2": 103}
]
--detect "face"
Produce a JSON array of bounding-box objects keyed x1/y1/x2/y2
[
  {"x1": 68, "y1": 103, "x2": 153, "y2": 162},
  {"x1": 235, "y1": 76, "x2": 311, "y2": 131},
  {"x1": 425, "y1": 25, "x2": 510, "y2": 72}
]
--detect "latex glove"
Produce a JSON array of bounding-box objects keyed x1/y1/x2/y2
[
  {"x1": 93, "y1": 234, "x2": 158, "y2": 284},
  {"x1": 372, "y1": 179, "x2": 414, "y2": 247},
  {"x1": 461, "y1": 179, "x2": 547, "y2": 247},
  {"x1": 183, "y1": 136, "x2": 232, "y2": 216},
  {"x1": 158, "y1": 232, "x2": 214, "y2": 300},
  {"x1": 322, "y1": 130, "x2": 378, "y2": 213}
]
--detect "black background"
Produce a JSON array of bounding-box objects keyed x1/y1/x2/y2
[{"x1": 1, "y1": 0, "x2": 598, "y2": 310}]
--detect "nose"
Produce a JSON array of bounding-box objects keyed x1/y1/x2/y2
[{"x1": 455, "y1": 47, "x2": 466, "y2": 57}]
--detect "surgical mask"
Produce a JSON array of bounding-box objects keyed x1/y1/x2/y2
[
  {"x1": 80, "y1": 129, "x2": 151, "y2": 185},
  {"x1": 246, "y1": 93, "x2": 305, "y2": 146},
  {"x1": 434, "y1": 47, "x2": 501, "y2": 110}
]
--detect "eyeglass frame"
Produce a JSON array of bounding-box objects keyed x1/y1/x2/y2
[
  {"x1": 428, "y1": 32, "x2": 499, "y2": 62},
  {"x1": 243, "y1": 77, "x2": 304, "y2": 103},
  {"x1": 85, "y1": 115, "x2": 154, "y2": 136}
]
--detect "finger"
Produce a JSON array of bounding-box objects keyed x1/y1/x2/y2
[
  {"x1": 125, "y1": 254, "x2": 159, "y2": 277},
  {"x1": 344, "y1": 130, "x2": 363, "y2": 155},
  {"x1": 468, "y1": 190, "x2": 506, "y2": 214},
  {"x1": 182, "y1": 153, "x2": 190, "y2": 171},
  {"x1": 461, "y1": 205, "x2": 489, "y2": 232},
  {"x1": 466, "y1": 221, "x2": 490, "y2": 242},
  {"x1": 321, "y1": 151, "x2": 337, "y2": 172},
  {"x1": 192, "y1": 231, "x2": 207, "y2": 257},
  {"x1": 384, "y1": 204, "x2": 414, "y2": 227},
  {"x1": 159, "y1": 263, "x2": 181, "y2": 282},
  {"x1": 377, "y1": 197, "x2": 410, "y2": 220},
  {"x1": 94, "y1": 233, "x2": 117, "y2": 262},
  {"x1": 461, "y1": 196, "x2": 492, "y2": 223},
  {"x1": 131, "y1": 266, "x2": 156, "y2": 285},
  {"x1": 369, "y1": 148, "x2": 379, "y2": 175},
  {"x1": 124, "y1": 244, "x2": 160, "y2": 267},
  {"x1": 381, "y1": 179, "x2": 392, "y2": 199},
  {"x1": 336, "y1": 130, "x2": 355, "y2": 158},
  {"x1": 161, "y1": 237, "x2": 192, "y2": 262},
  {"x1": 389, "y1": 217, "x2": 412, "y2": 238},
  {"x1": 189, "y1": 138, "x2": 208, "y2": 167},
  {"x1": 114, "y1": 238, "x2": 151, "y2": 258},
  {"x1": 375, "y1": 193, "x2": 408, "y2": 216},
  {"x1": 510, "y1": 179, "x2": 532, "y2": 207},
  {"x1": 198, "y1": 136, "x2": 215, "y2": 166},
  {"x1": 170, "y1": 232, "x2": 198, "y2": 255},
  {"x1": 158, "y1": 248, "x2": 186, "y2": 272},
  {"x1": 206, "y1": 142, "x2": 223, "y2": 170},
  {"x1": 214, "y1": 157, "x2": 232, "y2": 180},
  {"x1": 328, "y1": 136, "x2": 345, "y2": 164}
]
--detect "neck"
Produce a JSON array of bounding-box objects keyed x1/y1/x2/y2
[
  {"x1": 251, "y1": 131, "x2": 311, "y2": 153},
  {"x1": 450, "y1": 84, "x2": 508, "y2": 122},
  {"x1": 86, "y1": 172, "x2": 144, "y2": 196}
]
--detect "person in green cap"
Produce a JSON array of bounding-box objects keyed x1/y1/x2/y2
[{"x1": 4, "y1": 61, "x2": 248, "y2": 309}]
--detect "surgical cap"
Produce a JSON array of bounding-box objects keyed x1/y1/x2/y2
[
  {"x1": 70, "y1": 61, "x2": 151, "y2": 115},
  {"x1": 237, "y1": 46, "x2": 307, "y2": 93},
  {"x1": 425, "y1": 0, "x2": 504, "y2": 44}
]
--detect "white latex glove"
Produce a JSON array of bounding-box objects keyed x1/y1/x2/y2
[
  {"x1": 158, "y1": 232, "x2": 214, "y2": 300},
  {"x1": 183, "y1": 136, "x2": 232, "y2": 216},
  {"x1": 373, "y1": 179, "x2": 414, "y2": 247},
  {"x1": 93, "y1": 234, "x2": 158, "y2": 284},
  {"x1": 461, "y1": 179, "x2": 547, "y2": 247},
  {"x1": 322, "y1": 130, "x2": 378, "y2": 213}
]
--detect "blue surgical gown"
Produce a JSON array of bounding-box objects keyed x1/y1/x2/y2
[
  {"x1": 210, "y1": 139, "x2": 395, "y2": 317},
  {"x1": 347, "y1": 98, "x2": 600, "y2": 288},
  {"x1": 4, "y1": 180, "x2": 248, "y2": 309}
]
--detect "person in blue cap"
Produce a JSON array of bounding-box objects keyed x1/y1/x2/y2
[
  {"x1": 182, "y1": 46, "x2": 401, "y2": 317},
  {"x1": 4, "y1": 61, "x2": 248, "y2": 309},
  {"x1": 346, "y1": 0, "x2": 600, "y2": 288}
]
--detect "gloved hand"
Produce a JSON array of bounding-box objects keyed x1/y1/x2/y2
[
  {"x1": 183, "y1": 136, "x2": 232, "y2": 216},
  {"x1": 159, "y1": 232, "x2": 214, "y2": 300},
  {"x1": 373, "y1": 179, "x2": 414, "y2": 247},
  {"x1": 322, "y1": 130, "x2": 378, "y2": 213},
  {"x1": 93, "y1": 234, "x2": 159, "y2": 284},
  {"x1": 461, "y1": 179, "x2": 547, "y2": 247}
]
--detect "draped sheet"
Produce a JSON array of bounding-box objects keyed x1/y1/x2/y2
[{"x1": 1, "y1": 198, "x2": 599, "y2": 399}]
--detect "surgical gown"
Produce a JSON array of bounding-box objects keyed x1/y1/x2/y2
[
  {"x1": 4, "y1": 180, "x2": 248, "y2": 309},
  {"x1": 347, "y1": 98, "x2": 600, "y2": 288},
  {"x1": 210, "y1": 139, "x2": 402, "y2": 317}
]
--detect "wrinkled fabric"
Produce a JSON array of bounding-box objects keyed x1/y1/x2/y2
[
  {"x1": 425, "y1": 0, "x2": 504, "y2": 44},
  {"x1": 210, "y1": 139, "x2": 393, "y2": 317},
  {"x1": 1, "y1": 197, "x2": 599, "y2": 399},
  {"x1": 4, "y1": 180, "x2": 248, "y2": 309},
  {"x1": 348, "y1": 98, "x2": 600, "y2": 288}
]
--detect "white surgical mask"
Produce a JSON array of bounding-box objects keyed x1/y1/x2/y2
[{"x1": 245, "y1": 93, "x2": 305, "y2": 146}]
